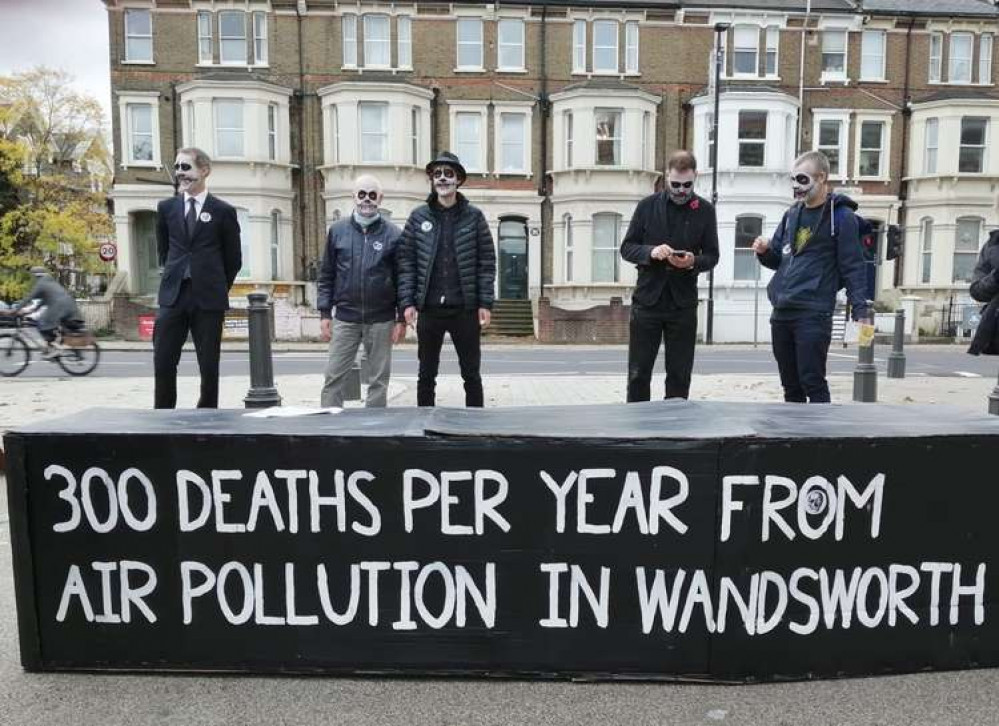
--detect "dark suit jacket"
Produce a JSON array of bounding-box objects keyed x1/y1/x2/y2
[
  {"x1": 620, "y1": 193, "x2": 719, "y2": 309},
  {"x1": 156, "y1": 193, "x2": 242, "y2": 310}
]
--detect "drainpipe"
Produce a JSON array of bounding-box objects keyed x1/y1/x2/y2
[
  {"x1": 894, "y1": 15, "x2": 915, "y2": 288},
  {"x1": 797, "y1": 0, "x2": 811, "y2": 154},
  {"x1": 169, "y1": 81, "x2": 180, "y2": 195},
  {"x1": 538, "y1": 6, "x2": 548, "y2": 300},
  {"x1": 295, "y1": 2, "x2": 309, "y2": 280},
  {"x1": 430, "y1": 86, "x2": 440, "y2": 156}
]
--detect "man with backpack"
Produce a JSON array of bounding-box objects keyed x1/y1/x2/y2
[{"x1": 752, "y1": 151, "x2": 872, "y2": 403}]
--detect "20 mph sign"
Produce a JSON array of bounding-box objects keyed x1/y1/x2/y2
[{"x1": 98, "y1": 242, "x2": 117, "y2": 262}]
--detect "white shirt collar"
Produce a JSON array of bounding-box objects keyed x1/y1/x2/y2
[{"x1": 184, "y1": 189, "x2": 208, "y2": 208}]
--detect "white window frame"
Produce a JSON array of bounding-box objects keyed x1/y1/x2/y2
[
  {"x1": 594, "y1": 107, "x2": 623, "y2": 166},
  {"x1": 765, "y1": 26, "x2": 779, "y2": 77},
  {"x1": 625, "y1": 21, "x2": 640, "y2": 75},
  {"x1": 362, "y1": 14, "x2": 391, "y2": 69},
  {"x1": 398, "y1": 15, "x2": 413, "y2": 70},
  {"x1": 734, "y1": 215, "x2": 764, "y2": 282},
  {"x1": 213, "y1": 98, "x2": 245, "y2": 159},
  {"x1": 854, "y1": 114, "x2": 892, "y2": 180},
  {"x1": 497, "y1": 18, "x2": 526, "y2": 72},
  {"x1": 124, "y1": 8, "x2": 153, "y2": 64},
  {"x1": 812, "y1": 111, "x2": 849, "y2": 181},
  {"x1": 183, "y1": 101, "x2": 195, "y2": 147},
  {"x1": 703, "y1": 111, "x2": 715, "y2": 170},
  {"x1": 117, "y1": 92, "x2": 160, "y2": 168},
  {"x1": 924, "y1": 117, "x2": 938, "y2": 174},
  {"x1": 737, "y1": 110, "x2": 767, "y2": 168},
  {"x1": 197, "y1": 11, "x2": 213, "y2": 65},
  {"x1": 860, "y1": 29, "x2": 886, "y2": 82},
  {"x1": 449, "y1": 103, "x2": 488, "y2": 173},
  {"x1": 980, "y1": 34, "x2": 993, "y2": 85},
  {"x1": 218, "y1": 10, "x2": 248, "y2": 66},
  {"x1": 456, "y1": 17, "x2": 484, "y2": 71},
  {"x1": 253, "y1": 11, "x2": 268, "y2": 66},
  {"x1": 929, "y1": 32, "x2": 943, "y2": 83},
  {"x1": 920, "y1": 217, "x2": 933, "y2": 285},
  {"x1": 563, "y1": 214, "x2": 574, "y2": 283},
  {"x1": 820, "y1": 29, "x2": 848, "y2": 83},
  {"x1": 564, "y1": 111, "x2": 574, "y2": 169},
  {"x1": 358, "y1": 101, "x2": 389, "y2": 163},
  {"x1": 493, "y1": 104, "x2": 532, "y2": 176},
  {"x1": 270, "y1": 210, "x2": 281, "y2": 280},
  {"x1": 959, "y1": 116, "x2": 988, "y2": 174},
  {"x1": 342, "y1": 15, "x2": 358, "y2": 68},
  {"x1": 572, "y1": 20, "x2": 587, "y2": 74},
  {"x1": 267, "y1": 103, "x2": 277, "y2": 161},
  {"x1": 591, "y1": 212, "x2": 621, "y2": 283},
  {"x1": 329, "y1": 105, "x2": 340, "y2": 164},
  {"x1": 410, "y1": 106, "x2": 420, "y2": 166},
  {"x1": 953, "y1": 217, "x2": 983, "y2": 283},
  {"x1": 732, "y1": 25, "x2": 759, "y2": 77},
  {"x1": 592, "y1": 20, "x2": 619, "y2": 74},
  {"x1": 950, "y1": 32, "x2": 974, "y2": 84},
  {"x1": 641, "y1": 111, "x2": 651, "y2": 171}
]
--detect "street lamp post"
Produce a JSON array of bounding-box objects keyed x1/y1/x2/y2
[{"x1": 708, "y1": 23, "x2": 729, "y2": 346}]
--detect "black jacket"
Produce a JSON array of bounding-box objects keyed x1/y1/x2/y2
[
  {"x1": 156, "y1": 193, "x2": 242, "y2": 310},
  {"x1": 620, "y1": 193, "x2": 719, "y2": 309},
  {"x1": 316, "y1": 215, "x2": 403, "y2": 324},
  {"x1": 397, "y1": 193, "x2": 496, "y2": 311},
  {"x1": 969, "y1": 230, "x2": 999, "y2": 355},
  {"x1": 757, "y1": 194, "x2": 870, "y2": 320}
]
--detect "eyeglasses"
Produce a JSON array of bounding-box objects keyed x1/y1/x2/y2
[
  {"x1": 356, "y1": 190, "x2": 379, "y2": 201},
  {"x1": 174, "y1": 162, "x2": 193, "y2": 172},
  {"x1": 432, "y1": 167, "x2": 457, "y2": 180},
  {"x1": 669, "y1": 180, "x2": 694, "y2": 190},
  {"x1": 790, "y1": 173, "x2": 814, "y2": 186}
]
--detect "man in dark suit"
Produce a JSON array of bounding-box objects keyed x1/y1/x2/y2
[
  {"x1": 620, "y1": 150, "x2": 719, "y2": 401},
  {"x1": 154, "y1": 147, "x2": 241, "y2": 408}
]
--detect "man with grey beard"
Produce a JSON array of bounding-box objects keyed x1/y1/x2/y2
[{"x1": 317, "y1": 175, "x2": 405, "y2": 407}]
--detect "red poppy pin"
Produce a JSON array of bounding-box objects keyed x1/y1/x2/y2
[{"x1": 689, "y1": 199, "x2": 700, "y2": 210}]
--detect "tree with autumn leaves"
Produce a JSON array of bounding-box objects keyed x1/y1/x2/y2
[{"x1": 0, "y1": 67, "x2": 113, "y2": 301}]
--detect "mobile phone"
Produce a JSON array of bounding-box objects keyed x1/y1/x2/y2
[{"x1": 670, "y1": 250, "x2": 691, "y2": 258}]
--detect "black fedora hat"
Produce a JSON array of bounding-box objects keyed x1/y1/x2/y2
[{"x1": 425, "y1": 151, "x2": 467, "y2": 184}]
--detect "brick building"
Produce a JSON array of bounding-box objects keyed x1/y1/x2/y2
[{"x1": 102, "y1": 0, "x2": 999, "y2": 340}]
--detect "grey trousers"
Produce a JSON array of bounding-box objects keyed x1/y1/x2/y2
[{"x1": 321, "y1": 318, "x2": 395, "y2": 408}]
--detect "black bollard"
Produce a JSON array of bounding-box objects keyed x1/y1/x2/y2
[
  {"x1": 244, "y1": 292, "x2": 282, "y2": 408},
  {"x1": 989, "y1": 367, "x2": 999, "y2": 416},
  {"x1": 853, "y1": 331, "x2": 877, "y2": 403},
  {"x1": 887, "y1": 309, "x2": 906, "y2": 379}
]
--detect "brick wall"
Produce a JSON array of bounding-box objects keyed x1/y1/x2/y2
[{"x1": 537, "y1": 296, "x2": 630, "y2": 343}]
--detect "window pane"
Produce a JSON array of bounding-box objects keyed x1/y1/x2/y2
[
  {"x1": 125, "y1": 9, "x2": 151, "y2": 36},
  {"x1": 860, "y1": 121, "x2": 882, "y2": 148},
  {"x1": 130, "y1": 104, "x2": 152, "y2": 134},
  {"x1": 593, "y1": 20, "x2": 617, "y2": 72},
  {"x1": 127, "y1": 38, "x2": 153, "y2": 62},
  {"x1": 733, "y1": 26, "x2": 758, "y2": 75},
  {"x1": 215, "y1": 100, "x2": 243, "y2": 157},
  {"x1": 573, "y1": 20, "x2": 586, "y2": 72},
  {"x1": 363, "y1": 16, "x2": 390, "y2": 66},
  {"x1": 500, "y1": 114, "x2": 525, "y2": 172},
  {"x1": 961, "y1": 117, "x2": 987, "y2": 145},
  {"x1": 959, "y1": 148, "x2": 984, "y2": 173},
  {"x1": 129, "y1": 105, "x2": 153, "y2": 161},
  {"x1": 861, "y1": 30, "x2": 884, "y2": 79},
  {"x1": 359, "y1": 103, "x2": 387, "y2": 162},
  {"x1": 735, "y1": 216, "x2": 763, "y2": 247},
  {"x1": 457, "y1": 18, "x2": 483, "y2": 67},
  {"x1": 398, "y1": 16, "x2": 412, "y2": 67},
  {"x1": 592, "y1": 214, "x2": 620, "y2": 283},
  {"x1": 625, "y1": 22, "x2": 639, "y2": 73},
  {"x1": 236, "y1": 208, "x2": 251, "y2": 279},
  {"x1": 739, "y1": 111, "x2": 767, "y2": 139},
  {"x1": 981, "y1": 35, "x2": 993, "y2": 84},
  {"x1": 455, "y1": 112, "x2": 481, "y2": 171},
  {"x1": 342, "y1": 15, "x2": 357, "y2": 66},
  {"x1": 220, "y1": 12, "x2": 247, "y2": 63},
  {"x1": 929, "y1": 34, "x2": 943, "y2": 82},
  {"x1": 765, "y1": 26, "x2": 779, "y2": 75},
  {"x1": 951, "y1": 33, "x2": 973, "y2": 82},
  {"x1": 859, "y1": 151, "x2": 880, "y2": 177},
  {"x1": 498, "y1": 20, "x2": 524, "y2": 69},
  {"x1": 818, "y1": 119, "x2": 840, "y2": 146},
  {"x1": 595, "y1": 109, "x2": 621, "y2": 165},
  {"x1": 822, "y1": 31, "x2": 846, "y2": 73}
]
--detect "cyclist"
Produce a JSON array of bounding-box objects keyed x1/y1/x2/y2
[{"x1": 14, "y1": 266, "x2": 83, "y2": 358}]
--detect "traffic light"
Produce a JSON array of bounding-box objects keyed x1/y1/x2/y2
[{"x1": 886, "y1": 224, "x2": 903, "y2": 261}]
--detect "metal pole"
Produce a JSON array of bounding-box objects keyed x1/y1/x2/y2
[
  {"x1": 707, "y1": 23, "x2": 727, "y2": 346},
  {"x1": 852, "y1": 335, "x2": 878, "y2": 403},
  {"x1": 989, "y1": 366, "x2": 999, "y2": 416},
  {"x1": 244, "y1": 292, "x2": 282, "y2": 408},
  {"x1": 887, "y1": 308, "x2": 906, "y2": 379}
]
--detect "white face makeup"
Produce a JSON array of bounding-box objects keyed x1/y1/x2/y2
[
  {"x1": 174, "y1": 152, "x2": 208, "y2": 196},
  {"x1": 666, "y1": 169, "x2": 697, "y2": 205},
  {"x1": 431, "y1": 166, "x2": 459, "y2": 197},
  {"x1": 354, "y1": 187, "x2": 380, "y2": 217},
  {"x1": 790, "y1": 167, "x2": 822, "y2": 203}
]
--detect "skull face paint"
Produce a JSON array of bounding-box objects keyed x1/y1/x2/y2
[
  {"x1": 174, "y1": 151, "x2": 208, "y2": 196},
  {"x1": 353, "y1": 174, "x2": 382, "y2": 218},
  {"x1": 666, "y1": 169, "x2": 697, "y2": 206},
  {"x1": 431, "y1": 166, "x2": 459, "y2": 198},
  {"x1": 790, "y1": 168, "x2": 824, "y2": 204}
]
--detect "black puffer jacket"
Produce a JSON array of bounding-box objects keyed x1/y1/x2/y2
[
  {"x1": 969, "y1": 230, "x2": 999, "y2": 355},
  {"x1": 397, "y1": 193, "x2": 496, "y2": 311}
]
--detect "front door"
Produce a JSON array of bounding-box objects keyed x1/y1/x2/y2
[
  {"x1": 132, "y1": 211, "x2": 160, "y2": 296},
  {"x1": 498, "y1": 219, "x2": 528, "y2": 300}
]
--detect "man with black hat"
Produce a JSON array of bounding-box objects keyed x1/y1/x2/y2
[{"x1": 397, "y1": 151, "x2": 496, "y2": 407}]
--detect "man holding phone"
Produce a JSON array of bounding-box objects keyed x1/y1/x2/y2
[{"x1": 620, "y1": 150, "x2": 719, "y2": 401}]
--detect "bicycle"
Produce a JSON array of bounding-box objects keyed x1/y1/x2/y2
[{"x1": 0, "y1": 312, "x2": 101, "y2": 377}]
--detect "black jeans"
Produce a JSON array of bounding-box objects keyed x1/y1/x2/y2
[
  {"x1": 770, "y1": 313, "x2": 833, "y2": 403},
  {"x1": 417, "y1": 308, "x2": 483, "y2": 407},
  {"x1": 627, "y1": 304, "x2": 698, "y2": 402},
  {"x1": 153, "y1": 281, "x2": 225, "y2": 409}
]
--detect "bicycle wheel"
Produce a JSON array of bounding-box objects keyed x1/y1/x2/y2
[
  {"x1": 56, "y1": 342, "x2": 100, "y2": 376},
  {"x1": 0, "y1": 334, "x2": 30, "y2": 377}
]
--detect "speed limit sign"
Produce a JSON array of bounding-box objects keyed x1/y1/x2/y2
[{"x1": 99, "y1": 242, "x2": 117, "y2": 262}]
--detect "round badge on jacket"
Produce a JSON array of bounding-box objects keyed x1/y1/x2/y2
[
  {"x1": 199, "y1": 212, "x2": 212, "y2": 223},
  {"x1": 782, "y1": 244, "x2": 792, "y2": 256},
  {"x1": 373, "y1": 241, "x2": 383, "y2": 251},
  {"x1": 420, "y1": 220, "x2": 433, "y2": 232}
]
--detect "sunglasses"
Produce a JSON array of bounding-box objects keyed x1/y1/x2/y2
[
  {"x1": 790, "y1": 173, "x2": 814, "y2": 186},
  {"x1": 432, "y1": 168, "x2": 457, "y2": 180},
  {"x1": 174, "y1": 162, "x2": 193, "y2": 172},
  {"x1": 669, "y1": 180, "x2": 694, "y2": 190},
  {"x1": 356, "y1": 190, "x2": 379, "y2": 201}
]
